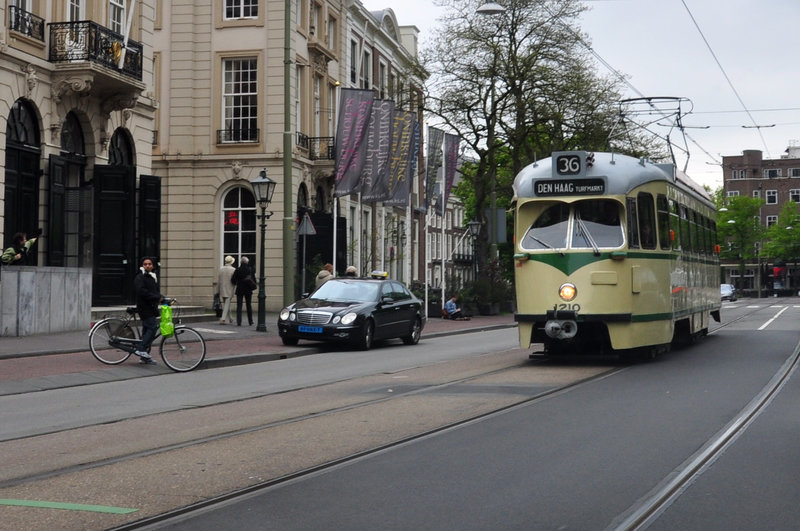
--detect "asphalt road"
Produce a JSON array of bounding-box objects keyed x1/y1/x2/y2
[{"x1": 158, "y1": 300, "x2": 800, "y2": 530}]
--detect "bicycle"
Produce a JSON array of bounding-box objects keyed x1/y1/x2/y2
[{"x1": 88, "y1": 300, "x2": 206, "y2": 372}]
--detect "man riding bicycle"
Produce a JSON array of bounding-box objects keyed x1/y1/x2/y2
[{"x1": 134, "y1": 257, "x2": 166, "y2": 363}]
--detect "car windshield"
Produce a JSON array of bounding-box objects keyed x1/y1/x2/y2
[
  {"x1": 312, "y1": 280, "x2": 379, "y2": 302},
  {"x1": 520, "y1": 199, "x2": 623, "y2": 252}
]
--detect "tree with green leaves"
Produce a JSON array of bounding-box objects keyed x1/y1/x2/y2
[
  {"x1": 717, "y1": 195, "x2": 765, "y2": 290},
  {"x1": 423, "y1": 0, "x2": 661, "y2": 274},
  {"x1": 763, "y1": 201, "x2": 800, "y2": 262}
]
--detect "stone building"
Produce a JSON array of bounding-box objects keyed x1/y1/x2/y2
[
  {"x1": 0, "y1": 1, "x2": 156, "y2": 335},
  {"x1": 152, "y1": 0, "x2": 427, "y2": 311}
]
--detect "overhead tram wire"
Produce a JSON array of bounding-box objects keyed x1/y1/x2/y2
[
  {"x1": 533, "y1": 0, "x2": 722, "y2": 169},
  {"x1": 679, "y1": 0, "x2": 772, "y2": 158}
]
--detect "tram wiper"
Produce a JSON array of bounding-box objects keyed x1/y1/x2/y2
[
  {"x1": 574, "y1": 211, "x2": 601, "y2": 256},
  {"x1": 528, "y1": 234, "x2": 564, "y2": 256}
]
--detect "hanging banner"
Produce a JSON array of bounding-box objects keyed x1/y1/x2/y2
[
  {"x1": 361, "y1": 99, "x2": 395, "y2": 203},
  {"x1": 384, "y1": 111, "x2": 418, "y2": 208},
  {"x1": 423, "y1": 126, "x2": 445, "y2": 212},
  {"x1": 334, "y1": 88, "x2": 374, "y2": 197},
  {"x1": 439, "y1": 133, "x2": 460, "y2": 215}
]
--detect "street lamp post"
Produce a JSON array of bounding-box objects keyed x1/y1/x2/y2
[
  {"x1": 477, "y1": 2, "x2": 506, "y2": 260},
  {"x1": 251, "y1": 169, "x2": 276, "y2": 332}
]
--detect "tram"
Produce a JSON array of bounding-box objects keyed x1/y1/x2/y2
[{"x1": 512, "y1": 151, "x2": 720, "y2": 357}]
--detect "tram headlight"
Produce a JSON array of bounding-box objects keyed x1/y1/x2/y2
[{"x1": 559, "y1": 283, "x2": 577, "y2": 301}]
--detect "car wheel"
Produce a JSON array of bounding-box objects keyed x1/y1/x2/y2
[
  {"x1": 354, "y1": 320, "x2": 374, "y2": 351},
  {"x1": 281, "y1": 336, "x2": 299, "y2": 346},
  {"x1": 402, "y1": 318, "x2": 421, "y2": 345}
]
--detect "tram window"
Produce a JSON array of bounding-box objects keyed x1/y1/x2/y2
[
  {"x1": 680, "y1": 205, "x2": 691, "y2": 251},
  {"x1": 637, "y1": 193, "x2": 656, "y2": 249},
  {"x1": 670, "y1": 200, "x2": 681, "y2": 250},
  {"x1": 571, "y1": 199, "x2": 623, "y2": 249},
  {"x1": 627, "y1": 198, "x2": 640, "y2": 249},
  {"x1": 520, "y1": 203, "x2": 570, "y2": 251},
  {"x1": 657, "y1": 195, "x2": 671, "y2": 250}
]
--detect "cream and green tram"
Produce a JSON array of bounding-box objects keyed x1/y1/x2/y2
[{"x1": 512, "y1": 151, "x2": 720, "y2": 357}]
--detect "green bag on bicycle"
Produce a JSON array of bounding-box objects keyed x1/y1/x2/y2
[{"x1": 160, "y1": 304, "x2": 174, "y2": 337}]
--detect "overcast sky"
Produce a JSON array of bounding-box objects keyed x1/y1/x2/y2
[{"x1": 360, "y1": 0, "x2": 799, "y2": 190}]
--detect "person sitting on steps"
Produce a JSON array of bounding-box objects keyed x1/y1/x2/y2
[{"x1": 443, "y1": 294, "x2": 469, "y2": 320}]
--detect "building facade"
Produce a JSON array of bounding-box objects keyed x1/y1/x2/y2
[
  {"x1": 722, "y1": 146, "x2": 800, "y2": 291},
  {"x1": 152, "y1": 0, "x2": 429, "y2": 312},
  {"x1": 0, "y1": 1, "x2": 156, "y2": 334}
]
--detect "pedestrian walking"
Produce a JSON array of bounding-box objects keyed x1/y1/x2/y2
[
  {"x1": 315, "y1": 263, "x2": 334, "y2": 289},
  {"x1": 218, "y1": 255, "x2": 236, "y2": 324},
  {"x1": 232, "y1": 256, "x2": 257, "y2": 326}
]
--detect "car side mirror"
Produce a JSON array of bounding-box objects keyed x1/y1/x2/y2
[
  {"x1": 381, "y1": 296, "x2": 394, "y2": 304},
  {"x1": 301, "y1": 292, "x2": 310, "y2": 299}
]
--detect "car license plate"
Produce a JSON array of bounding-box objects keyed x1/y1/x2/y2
[{"x1": 298, "y1": 326, "x2": 323, "y2": 333}]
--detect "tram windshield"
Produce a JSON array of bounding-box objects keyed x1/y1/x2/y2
[{"x1": 520, "y1": 199, "x2": 623, "y2": 252}]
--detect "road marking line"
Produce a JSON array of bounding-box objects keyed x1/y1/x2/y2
[
  {"x1": 0, "y1": 499, "x2": 137, "y2": 514},
  {"x1": 192, "y1": 327, "x2": 236, "y2": 335},
  {"x1": 759, "y1": 306, "x2": 789, "y2": 330}
]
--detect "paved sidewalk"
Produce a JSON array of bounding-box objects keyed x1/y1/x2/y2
[{"x1": 0, "y1": 313, "x2": 517, "y2": 395}]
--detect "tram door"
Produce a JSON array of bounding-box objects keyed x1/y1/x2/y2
[{"x1": 93, "y1": 164, "x2": 136, "y2": 305}]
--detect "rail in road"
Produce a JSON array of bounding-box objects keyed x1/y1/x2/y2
[{"x1": 3, "y1": 300, "x2": 800, "y2": 529}]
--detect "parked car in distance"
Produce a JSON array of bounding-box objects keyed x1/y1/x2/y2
[
  {"x1": 720, "y1": 283, "x2": 737, "y2": 302},
  {"x1": 277, "y1": 273, "x2": 426, "y2": 350}
]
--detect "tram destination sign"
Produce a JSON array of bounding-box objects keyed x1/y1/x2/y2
[{"x1": 534, "y1": 178, "x2": 605, "y2": 196}]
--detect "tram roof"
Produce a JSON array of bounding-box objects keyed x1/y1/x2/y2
[{"x1": 513, "y1": 151, "x2": 712, "y2": 206}]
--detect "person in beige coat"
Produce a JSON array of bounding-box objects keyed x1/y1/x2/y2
[{"x1": 218, "y1": 255, "x2": 236, "y2": 324}]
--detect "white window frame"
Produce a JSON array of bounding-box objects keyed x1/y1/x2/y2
[
  {"x1": 361, "y1": 49, "x2": 371, "y2": 89},
  {"x1": 766, "y1": 189, "x2": 778, "y2": 205},
  {"x1": 222, "y1": 57, "x2": 258, "y2": 143},
  {"x1": 225, "y1": 0, "x2": 258, "y2": 20},
  {"x1": 68, "y1": 0, "x2": 84, "y2": 21},
  {"x1": 726, "y1": 190, "x2": 740, "y2": 197},
  {"x1": 764, "y1": 168, "x2": 781, "y2": 178},
  {"x1": 766, "y1": 215, "x2": 778, "y2": 227},
  {"x1": 221, "y1": 186, "x2": 257, "y2": 265},
  {"x1": 109, "y1": 0, "x2": 124, "y2": 33},
  {"x1": 790, "y1": 189, "x2": 800, "y2": 202},
  {"x1": 790, "y1": 168, "x2": 800, "y2": 178}
]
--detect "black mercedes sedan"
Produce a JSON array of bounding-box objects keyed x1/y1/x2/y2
[{"x1": 277, "y1": 275, "x2": 425, "y2": 350}]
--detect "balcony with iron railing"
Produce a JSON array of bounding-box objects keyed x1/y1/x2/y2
[
  {"x1": 9, "y1": 6, "x2": 45, "y2": 42},
  {"x1": 49, "y1": 20, "x2": 143, "y2": 82},
  {"x1": 309, "y1": 136, "x2": 335, "y2": 161}
]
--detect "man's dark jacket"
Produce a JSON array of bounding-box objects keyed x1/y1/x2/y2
[{"x1": 134, "y1": 270, "x2": 162, "y2": 319}]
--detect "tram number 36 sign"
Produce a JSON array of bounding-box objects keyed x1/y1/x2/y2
[{"x1": 556, "y1": 154, "x2": 582, "y2": 175}]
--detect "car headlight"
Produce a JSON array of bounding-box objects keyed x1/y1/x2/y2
[
  {"x1": 332, "y1": 315, "x2": 341, "y2": 324},
  {"x1": 341, "y1": 312, "x2": 358, "y2": 325},
  {"x1": 279, "y1": 308, "x2": 291, "y2": 321}
]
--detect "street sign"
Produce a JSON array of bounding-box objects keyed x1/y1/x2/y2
[{"x1": 298, "y1": 213, "x2": 317, "y2": 236}]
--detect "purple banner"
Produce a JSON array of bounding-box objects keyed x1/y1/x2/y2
[
  {"x1": 361, "y1": 99, "x2": 395, "y2": 203},
  {"x1": 334, "y1": 88, "x2": 374, "y2": 197},
  {"x1": 384, "y1": 111, "x2": 419, "y2": 208},
  {"x1": 442, "y1": 133, "x2": 460, "y2": 209},
  {"x1": 423, "y1": 127, "x2": 445, "y2": 212}
]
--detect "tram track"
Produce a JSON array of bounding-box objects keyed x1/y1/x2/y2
[
  {"x1": 0, "y1": 349, "x2": 618, "y2": 530},
  {"x1": 108, "y1": 362, "x2": 625, "y2": 530},
  {"x1": 610, "y1": 305, "x2": 800, "y2": 530}
]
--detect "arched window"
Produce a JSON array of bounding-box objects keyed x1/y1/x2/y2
[
  {"x1": 222, "y1": 186, "x2": 256, "y2": 265},
  {"x1": 60, "y1": 112, "x2": 84, "y2": 155},
  {"x1": 4, "y1": 99, "x2": 41, "y2": 251},
  {"x1": 109, "y1": 129, "x2": 134, "y2": 165}
]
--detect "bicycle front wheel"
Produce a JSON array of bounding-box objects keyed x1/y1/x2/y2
[
  {"x1": 89, "y1": 318, "x2": 136, "y2": 365},
  {"x1": 159, "y1": 326, "x2": 206, "y2": 372}
]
